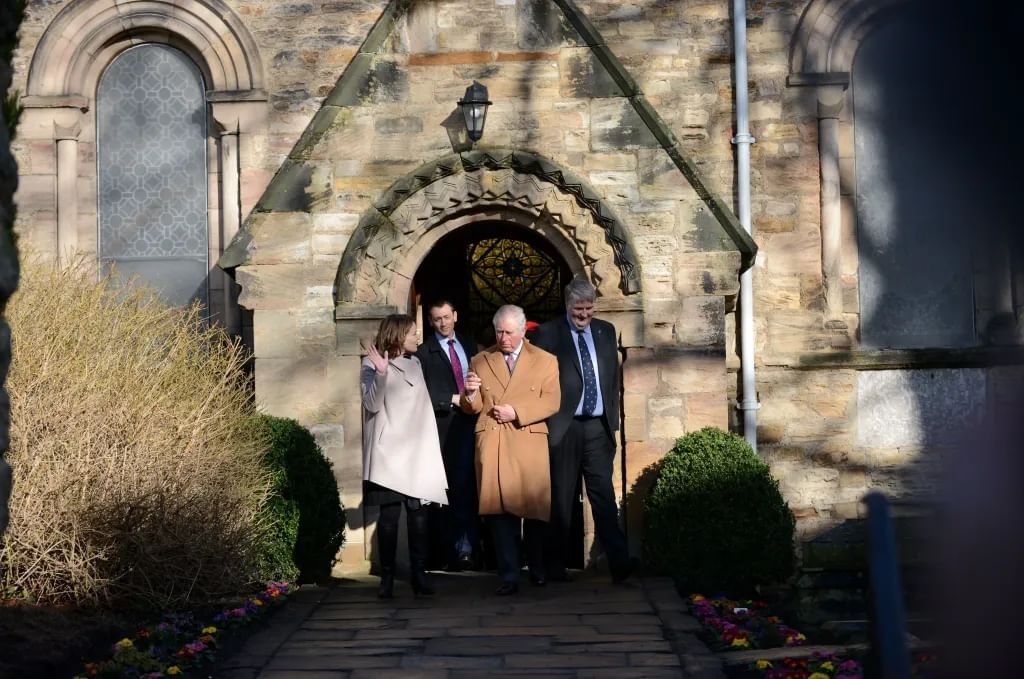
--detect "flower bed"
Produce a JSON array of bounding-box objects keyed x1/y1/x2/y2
[
  {"x1": 74, "y1": 582, "x2": 292, "y2": 678},
  {"x1": 688, "y1": 594, "x2": 938, "y2": 679},
  {"x1": 689, "y1": 594, "x2": 807, "y2": 650},
  {"x1": 745, "y1": 651, "x2": 863, "y2": 679}
]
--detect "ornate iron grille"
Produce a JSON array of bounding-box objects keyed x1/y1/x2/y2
[{"x1": 466, "y1": 236, "x2": 565, "y2": 340}]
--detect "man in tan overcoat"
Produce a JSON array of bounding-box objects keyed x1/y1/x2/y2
[{"x1": 461, "y1": 304, "x2": 560, "y2": 595}]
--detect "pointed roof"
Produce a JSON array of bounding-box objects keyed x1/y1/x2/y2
[{"x1": 221, "y1": 0, "x2": 756, "y2": 270}]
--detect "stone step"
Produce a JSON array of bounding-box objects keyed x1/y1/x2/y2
[
  {"x1": 717, "y1": 637, "x2": 934, "y2": 667},
  {"x1": 818, "y1": 618, "x2": 934, "y2": 645},
  {"x1": 801, "y1": 529, "x2": 938, "y2": 571}
]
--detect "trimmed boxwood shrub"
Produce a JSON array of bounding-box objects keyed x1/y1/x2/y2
[
  {"x1": 254, "y1": 415, "x2": 345, "y2": 583},
  {"x1": 644, "y1": 427, "x2": 795, "y2": 595}
]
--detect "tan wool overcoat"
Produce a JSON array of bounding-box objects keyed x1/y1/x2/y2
[{"x1": 460, "y1": 341, "x2": 560, "y2": 521}]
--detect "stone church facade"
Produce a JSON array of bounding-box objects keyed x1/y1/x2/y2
[{"x1": 11, "y1": 0, "x2": 1023, "y2": 568}]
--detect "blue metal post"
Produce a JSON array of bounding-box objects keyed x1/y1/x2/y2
[{"x1": 863, "y1": 491, "x2": 912, "y2": 678}]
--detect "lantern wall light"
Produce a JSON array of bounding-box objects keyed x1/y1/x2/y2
[{"x1": 457, "y1": 81, "x2": 492, "y2": 142}]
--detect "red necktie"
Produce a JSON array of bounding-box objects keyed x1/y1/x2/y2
[{"x1": 448, "y1": 339, "x2": 465, "y2": 393}]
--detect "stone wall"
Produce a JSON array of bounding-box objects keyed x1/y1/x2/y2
[
  {"x1": 226, "y1": 0, "x2": 752, "y2": 563},
  {"x1": 10, "y1": 0, "x2": 1022, "y2": 557}
]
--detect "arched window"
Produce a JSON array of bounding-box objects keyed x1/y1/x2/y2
[
  {"x1": 847, "y1": 2, "x2": 974, "y2": 348},
  {"x1": 97, "y1": 44, "x2": 209, "y2": 307}
]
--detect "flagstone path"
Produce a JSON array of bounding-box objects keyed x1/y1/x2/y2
[{"x1": 213, "y1": 572, "x2": 724, "y2": 678}]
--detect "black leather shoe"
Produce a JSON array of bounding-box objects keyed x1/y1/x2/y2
[
  {"x1": 548, "y1": 570, "x2": 573, "y2": 583},
  {"x1": 529, "y1": 573, "x2": 546, "y2": 587},
  {"x1": 377, "y1": 570, "x2": 395, "y2": 599},
  {"x1": 456, "y1": 554, "x2": 475, "y2": 571},
  {"x1": 612, "y1": 557, "x2": 639, "y2": 584},
  {"x1": 494, "y1": 582, "x2": 519, "y2": 596},
  {"x1": 411, "y1": 569, "x2": 435, "y2": 597}
]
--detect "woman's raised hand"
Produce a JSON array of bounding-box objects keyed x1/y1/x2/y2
[{"x1": 367, "y1": 345, "x2": 389, "y2": 374}]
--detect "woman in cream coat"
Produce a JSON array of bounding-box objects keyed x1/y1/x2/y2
[{"x1": 361, "y1": 314, "x2": 448, "y2": 599}]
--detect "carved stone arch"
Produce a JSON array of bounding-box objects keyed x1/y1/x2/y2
[
  {"x1": 27, "y1": 0, "x2": 265, "y2": 97},
  {"x1": 385, "y1": 206, "x2": 593, "y2": 310},
  {"x1": 789, "y1": 0, "x2": 913, "y2": 75},
  {"x1": 335, "y1": 151, "x2": 643, "y2": 309}
]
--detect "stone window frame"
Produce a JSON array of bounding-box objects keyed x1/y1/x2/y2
[
  {"x1": 21, "y1": 0, "x2": 267, "y2": 333},
  {"x1": 787, "y1": 0, "x2": 1024, "y2": 366}
]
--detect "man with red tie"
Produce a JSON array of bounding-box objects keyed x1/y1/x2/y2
[{"x1": 415, "y1": 300, "x2": 479, "y2": 571}]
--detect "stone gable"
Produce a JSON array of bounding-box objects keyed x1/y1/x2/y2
[{"x1": 220, "y1": 0, "x2": 749, "y2": 566}]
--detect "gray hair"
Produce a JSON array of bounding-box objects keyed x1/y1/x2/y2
[
  {"x1": 492, "y1": 304, "x2": 526, "y2": 331},
  {"x1": 564, "y1": 275, "x2": 597, "y2": 307}
]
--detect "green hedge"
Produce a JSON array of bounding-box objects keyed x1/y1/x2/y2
[
  {"x1": 254, "y1": 415, "x2": 345, "y2": 583},
  {"x1": 643, "y1": 427, "x2": 795, "y2": 595}
]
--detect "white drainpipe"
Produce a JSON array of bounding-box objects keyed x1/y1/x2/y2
[{"x1": 732, "y1": 0, "x2": 759, "y2": 452}]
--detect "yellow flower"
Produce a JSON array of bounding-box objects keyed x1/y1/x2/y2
[
  {"x1": 691, "y1": 594, "x2": 705, "y2": 601},
  {"x1": 821, "y1": 661, "x2": 834, "y2": 670},
  {"x1": 251, "y1": 598, "x2": 264, "y2": 606},
  {"x1": 166, "y1": 666, "x2": 182, "y2": 676},
  {"x1": 808, "y1": 673, "x2": 830, "y2": 679},
  {"x1": 202, "y1": 626, "x2": 218, "y2": 634},
  {"x1": 756, "y1": 660, "x2": 772, "y2": 669},
  {"x1": 731, "y1": 637, "x2": 750, "y2": 647},
  {"x1": 796, "y1": 633, "x2": 807, "y2": 641},
  {"x1": 115, "y1": 638, "x2": 134, "y2": 649}
]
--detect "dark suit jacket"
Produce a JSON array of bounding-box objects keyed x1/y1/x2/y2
[
  {"x1": 415, "y1": 331, "x2": 478, "y2": 449},
  {"x1": 531, "y1": 316, "x2": 619, "y2": 446}
]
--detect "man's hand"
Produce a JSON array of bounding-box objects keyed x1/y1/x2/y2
[
  {"x1": 491, "y1": 404, "x2": 517, "y2": 424},
  {"x1": 464, "y1": 371, "x2": 481, "y2": 400}
]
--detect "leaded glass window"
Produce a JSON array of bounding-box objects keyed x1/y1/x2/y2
[
  {"x1": 413, "y1": 224, "x2": 571, "y2": 343},
  {"x1": 97, "y1": 44, "x2": 209, "y2": 307},
  {"x1": 468, "y1": 237, "x2": 563, "y2": 317}
]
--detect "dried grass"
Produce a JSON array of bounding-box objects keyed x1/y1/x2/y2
[{"x1": 0, "y1": 258, "x2": 272, "y2": 607}]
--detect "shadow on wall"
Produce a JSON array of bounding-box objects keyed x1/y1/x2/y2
[
  {"x1": 847, "y1": 0, "x2": 1022, "y2": 498},
  {"x1": 745, "y1": 0, "x2": 1023, "y2": 537}
]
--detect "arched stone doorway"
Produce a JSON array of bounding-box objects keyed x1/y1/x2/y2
[
  {"x1": 412, "y1": 217, "x2": 589, "y2": 569},
  {"x1": 412, "y1": 221, "x2": 573, "y2": 342},
  {"x1": 333, "y1": 151, "x2": 646, "y2": 569}
]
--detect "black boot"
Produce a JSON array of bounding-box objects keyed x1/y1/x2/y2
[
  {"x1": 407, "y1": 506, "x2": 435, "y2": 597},
  {"x1": 377, "y1": 503, "x2": 400, "y2": 599},
  {"x1": 378, "y1": 568, "x2": 395, "y2": 600}
]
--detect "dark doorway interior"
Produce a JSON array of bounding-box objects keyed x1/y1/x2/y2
[
  {"x1": 413, "y1": 221, "x2": 585, "y2": 570},
  {"x1": 414, "y1": 221, "x2": 573, "y2": 345}
]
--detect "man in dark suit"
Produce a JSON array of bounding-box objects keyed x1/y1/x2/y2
[
  {"x1": 415, "y1": 299, "x2": 479, "y2": 571},
  {"x1": 531, "y1": 276, "x2": 636, "y2": 583}
]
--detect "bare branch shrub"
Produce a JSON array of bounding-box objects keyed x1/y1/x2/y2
[{"x1": 1, "y1": 258, "x2": 272, "y2": 607}]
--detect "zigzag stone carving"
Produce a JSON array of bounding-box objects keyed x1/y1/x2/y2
[{"x1": 336, "y1": 151, "x2": 641, "y2": 307}]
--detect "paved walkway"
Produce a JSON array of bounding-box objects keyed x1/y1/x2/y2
[{"x1": 214, "y1": 572, "x2": 723, "y2": 678}]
